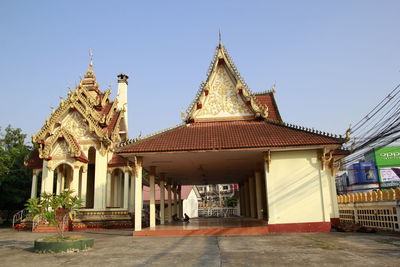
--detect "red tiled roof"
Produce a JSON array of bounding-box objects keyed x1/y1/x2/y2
[
  {"x1": 68, "y1": 135, "x2": 89, "y2": 163},
  {"x1": 107, "y1": 111, "x2": 121, "y2": 137},
  {"x1": 254, "y1": 93, "x2": 282, "y2": 122},
  {"x1": 118, "y1": 121, "x2": 342, "y2": 154},
  {"x1": 108, "y1": 153, "x2": 131, "y2": 167},
  {"x1": 25, "y1": 149, "x2": 43, "y2": 169}
]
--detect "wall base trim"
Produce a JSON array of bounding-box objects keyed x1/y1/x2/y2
[{"x1": 269, "y1": 221, "x2": 331, "y2": 233}]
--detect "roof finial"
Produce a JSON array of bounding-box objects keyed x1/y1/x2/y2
[
  {"x1": 218, "y1": 29, "x2": 222, "y2": 47},
  {"x1": 89, "y1": 48, "x2": 93, "y2": 68},
  {"x1": 85, "y1": 48, "x2": 95, "y2": 78},
  {"x1": 271, "y1": 81, "x2": 276, "y2": 93}
]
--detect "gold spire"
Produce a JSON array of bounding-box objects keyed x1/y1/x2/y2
[
  {"x1": 85, "y1": 48, "x2": 95, "y2": 79},
  {"x1": 218, "y1": 29, "x2": 222, "y2": 48}
]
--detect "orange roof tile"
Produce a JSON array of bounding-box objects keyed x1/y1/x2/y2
[
  {"x1": 254, "y1": 93, "x2": 282, "y2": 122},
  {"x1": 107, "y1": 111, "x2": 121, "y2": 137},
  {"x1": 25, "y1": 149, "x2": 43, "y2": 169},
  {"x1": 118, "y1": 121, "x2": 342, "y2": 154},
  {"x1": 108, "y1": 153, "x2": 131, "y2": 167}
]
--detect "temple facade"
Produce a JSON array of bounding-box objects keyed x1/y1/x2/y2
[
  {"x1": 26, "y1": 41, "x2": 346, "y2": 232},
  {"x1": 25, "y1": 58, "x2": 140, "y2": 228}
]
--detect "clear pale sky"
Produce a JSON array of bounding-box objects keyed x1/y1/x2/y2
[{"x1": 1, "y1": 1, "x2": 399, "y2": 141}]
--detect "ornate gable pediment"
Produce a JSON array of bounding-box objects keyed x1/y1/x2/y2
[
  {"x1": 185, "y1": 42, "x2": 268, "y2": 123},
  {"x1": 39, "y1": 127, "x2": 82, "y2": 159},
  {"x1": 62, "y1": 111, "x2": 97, "y2": 141}
]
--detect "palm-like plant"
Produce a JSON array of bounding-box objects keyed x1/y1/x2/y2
[{"x1": 25, "y1": 189, "x2": 83, "y2": 238}]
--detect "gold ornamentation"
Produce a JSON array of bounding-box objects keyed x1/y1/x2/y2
[
  {"x1": 195, "y1": 65, "x2": 252, "y2": 119},
  {"x1": 186, "y1": 43, "x2": 268, "y2": 121}
]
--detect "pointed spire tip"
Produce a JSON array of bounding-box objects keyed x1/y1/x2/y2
[{"x1": 218, "y1": 29, "x2": 222, "y2": 47}]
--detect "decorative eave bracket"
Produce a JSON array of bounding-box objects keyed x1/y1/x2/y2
[{"x1": 263, "y1": 150, "x2": 271, "y2": 173}]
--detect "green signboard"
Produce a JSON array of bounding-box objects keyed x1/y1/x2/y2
[
  {"x1": 365, "y1": 146, "x2": 400, "y2": 188},
  {"x1": 365, "y1": 146, "x2": 400, "y2": 167}
]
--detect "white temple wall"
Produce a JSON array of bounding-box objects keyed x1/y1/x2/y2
[{"x1": 267, "y1": 150, "x2": 329, "y2": 224}]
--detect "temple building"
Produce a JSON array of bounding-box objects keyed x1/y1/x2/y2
[
  {"x1": 25, "y1": 57, "x2": 136, "y2": 228},
  {"x1": 26, "y1": 40, "x2": 346, "y2": 233}
]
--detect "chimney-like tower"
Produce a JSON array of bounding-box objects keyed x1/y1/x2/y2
[{"x1": 117, "y1": 73, "x2": 129, "y2": 134}]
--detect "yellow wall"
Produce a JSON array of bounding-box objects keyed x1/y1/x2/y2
[{"x1": 267, "y1": 150, "x2": 333, "y2": 224}]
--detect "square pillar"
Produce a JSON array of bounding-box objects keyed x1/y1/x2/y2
[
  {"x1": 239, "y1": 183, "x2": 244, "y2": 216},
  {"x1": 244, "y1": 180, "x2": 250, "y2": 217},
  {"x1": 106, "y1": 172, "x2": 112, "y2": 207},
  {"x1": 81, "y1": 166, "x2": 88, "y2": 207},
  {"x1": 94, "y1": 150, "x2": 108, "y2": 210},
  {"x1": 159, "y1": 173, "x2": 165, "y2": 225},
  {"x1": 173, "y1": 184, "x2": 178, "y2": 217},
  {"x1": 167, "y1": 182, "x2": 172, "y2": 222},
  {"x1": 134, "y1": 157, "x2": 143, "y2": 231},
  {"x1": 41, "y1": 160, "x2": 54, "y2": 194},
  {"x1": 129, "y1": 171, "x2": 135, "y2": 212},
  {"x1": 72, "y1": 165, "x2": 80, "y2": 196},
  {"x1": 249, "y1": 176, "x2": 256, "y2": 218},
  {"x1": 177, "y1": 185, "x2": 182, "y2": 218},
  {"x1": 123, "y1": 171, "x2": 129, "y2": 210},
  {"x1": 113, "y1": 173, "x2": 118, "y2": 206},
  {"x1": 263, "y1": 160, "x2": 269, "y2": 221},
  {"x1": 255, "y1": 171, "x2": 263, "y2": 219},
  {"x1": 56, "y1": 169, "x2": 62, "y2": 195},
  {"x1": 149, "y1": 166, "x2": 156, "y2": 228},
  {"x1": 31, "y1": 170, "x2": 39, "y2": 199}
]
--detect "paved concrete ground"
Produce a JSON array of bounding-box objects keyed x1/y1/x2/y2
[{"x1": 0, "y1": 228, "x2": 400, "y2": 267}]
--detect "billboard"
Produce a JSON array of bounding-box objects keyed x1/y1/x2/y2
[
  {"x1": 347, "y1": 162, "x2": 379, "y2": 185},
  {"x1": 379, "y1": 167, "x2": 400, "y2": 188},
  {"x1": 365, "y1": 146, "x2": 400, "y2": 167}
]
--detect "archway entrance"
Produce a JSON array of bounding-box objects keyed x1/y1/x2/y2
[
  {"x1": 86, "y1": 147, "x2": 96, "y2": 208},
  {"x1": 53, "y1": 164, "x2": 73, "y2": 194}
]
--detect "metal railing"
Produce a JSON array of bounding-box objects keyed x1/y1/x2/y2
[
  {"x1": 12, "y1": 209, "x2": 29, "y2": 228},
  {"x1": 198, "y1": 207, "x2": 239, "y2": 217}
]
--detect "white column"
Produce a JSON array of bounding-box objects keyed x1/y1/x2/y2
[
  {"x1": 31, "y1": 171, "x2": 38, "y2": 199},
  {"x1": 149, "y1": 166, "x2": 156, "y2": 228},
  {"x1": 173, "y1": 184, "x2": 177, "y2": 217},
  {"x1": 178, "y1": 185, "x2": 182, "y2": 218},
  {"x1": 94, "y1": 149, "x2": 108, "y2": 210},
  {"x1": 159, "y1": 174, "x2": 165, "y2": 225},
  {"x1": 106, "y1": 172, "x2": 112, "y2": 207},
  {"x1": 263, "y1": 160, "x2": 270, "y2": 221},
  {"x1": 113, "y1": 173, "x2": 118, "y2": 206},
  {"x1": 167, "y1": 182, "x2": 172, "y2": 222},
  {"x1": 255, "y1": 171, "x2": 263, "y2": 219},
  {"x1": 123, "y1": 171, "x2": 129, "y2": 209},
  {"x1": 134, "y1": 157, "x2": 143, "y2": 231},
  {"x1": 249, "y1": 176, "x2": 256, "y2": 218},
  {"x1": 56, "y1": 169, "x2": 62, "y2": 195},
  {"x1": 72, "y1": 166, "x2": 80, "y2": 196},
  {"x1": 239, "y1": 183, "x2": 244, "y2": 216},
  {"x1": 81, "y1": 167, "x2": 88, "y2": 207},
  {"x1": 41, "y1": 160, "x2": 54, "y2": 194},
  {"x1": 244, "y1": 181, "x2": 250, "y2": 217},
  {"x1": 129, "y1": 172, "x2": 135, "y2": 212}
]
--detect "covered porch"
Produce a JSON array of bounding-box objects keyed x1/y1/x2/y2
[
  {"x1": 119, "y1": 148, "x2": 272, "y2": 234},
  {"x1": 134, "y1": 217, "x2": 269, "y2": 236}
]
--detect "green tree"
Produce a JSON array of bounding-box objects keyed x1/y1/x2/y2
[{"x1": 0, "y1": 125, "x2": 32, "y2": 211}]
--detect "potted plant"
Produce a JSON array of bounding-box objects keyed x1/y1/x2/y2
[{"x1": 25, "y1": 189, "x2": 94, "y2": 253}]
